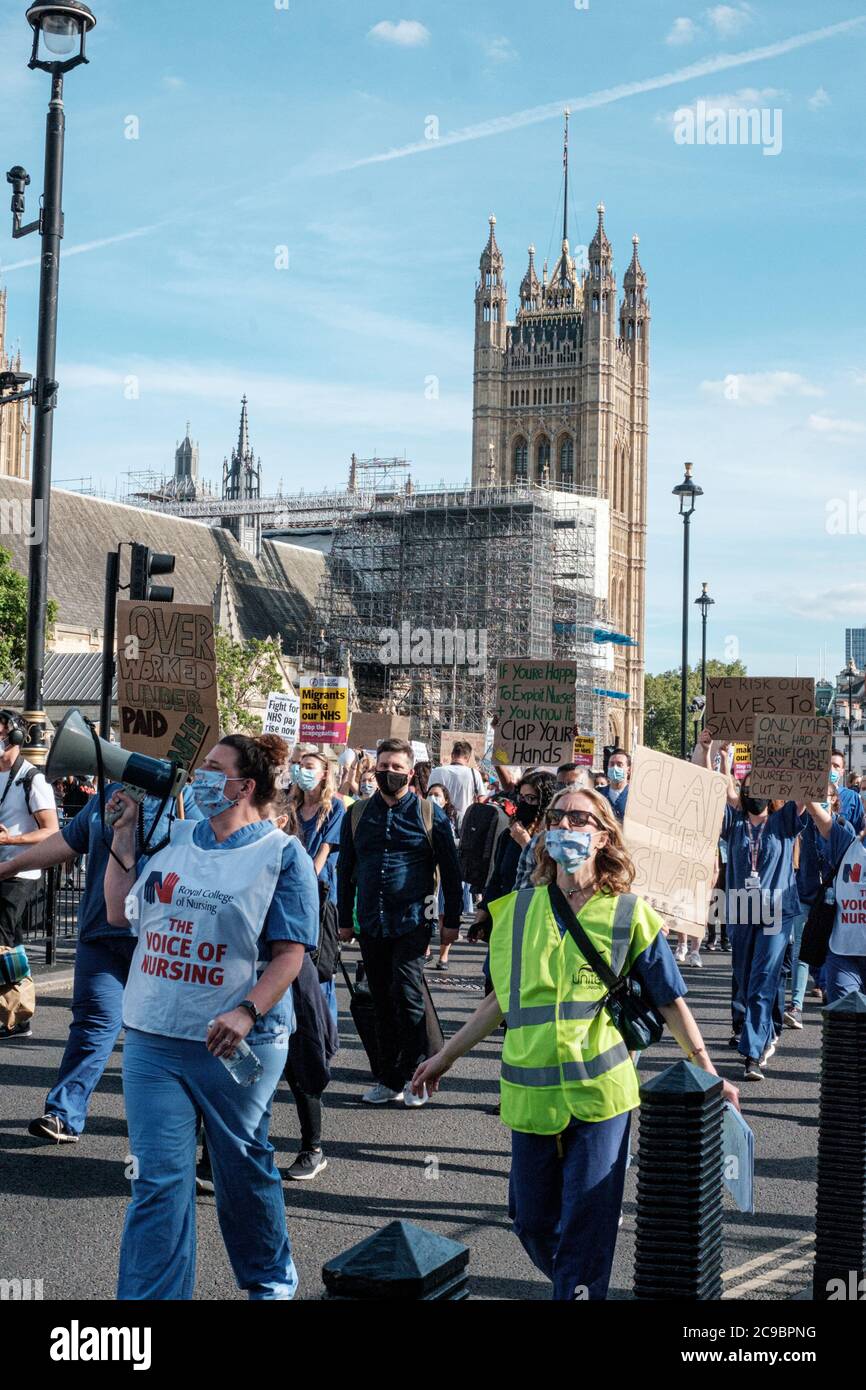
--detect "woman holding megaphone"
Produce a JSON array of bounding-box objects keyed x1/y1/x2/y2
[{"x1": 104, "y1": 733, "x2": 321, "y2": 1301}]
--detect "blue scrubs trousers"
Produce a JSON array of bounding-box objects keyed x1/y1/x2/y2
[
  {"x1": 44, "y1": 937, "x2": 135, "y2": 1135},
  {"x1": 731, "y1": 919, "x2": 793, "y2": 1060},
  {"x1": 788, "y1": 910, "x2": 810, "y2": 1011},
  {"x1": 118, "y1": 1025, "x2": 296, "y2": 1301},
  {"x1": 824, "y1": 952, "x2": 866, "y2": 1004},
  {"x1": 508, "y1": 1110, "x2": 631, "y2": 1300}
]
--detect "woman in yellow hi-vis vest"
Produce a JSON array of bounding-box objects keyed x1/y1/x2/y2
[{"x1": 412, "y1": 786, "x2": 739, "y2": 1300}]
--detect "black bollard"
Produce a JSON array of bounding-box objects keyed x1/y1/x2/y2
[
  {"x1": 813, "y1": 990, "x2": 866, "y2": 1301},
  {"x1": 634, "y1": 1059, "x2": 725, "y2": 1301},
  {"x1": 322, "y1": 1219, "x2": 469, "y2": 1300}
]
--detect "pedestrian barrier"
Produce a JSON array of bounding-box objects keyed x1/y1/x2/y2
[
  {"x1": 634, "y1": 1060, "x2": 724, "y2": 1300},
  {"x1": 322, "y1": 1219, "x2": 469, "y2": 1300},
  {"x1": 19, "y1": 845, "x2": 86, "y2": 966},
  {"x1": 812, "y1": 990, "x2": 866, "y2": 1301}
]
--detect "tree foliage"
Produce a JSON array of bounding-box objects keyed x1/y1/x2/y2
[
  {"x1": 215, "y1": 633, "x2": 285, "y2": 735},
  {"x1": 0, "y1": 546, "x2": 58, "y2": 686},
  {"x1": 643, "y1": 659, "x2": 748, "y2": 756}
]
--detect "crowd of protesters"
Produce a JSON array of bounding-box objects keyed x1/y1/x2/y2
[{"x1": 2, "y1": 711, "x2": 861, "y2": 1303}]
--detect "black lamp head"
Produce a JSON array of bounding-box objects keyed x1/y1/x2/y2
[
  {"x1": 694, "y1": 580, "x2": 714, "y2": 615},
  {"x1": 672, "y1": 461, "x2": 703, "y2": 517},
  {"x1": 26, "y1": 1, "x2": 96, "y2": 74}
]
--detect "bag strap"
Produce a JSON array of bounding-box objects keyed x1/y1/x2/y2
[
  {"x1": 0, "y1": 755, "x2": 25, "y2": 814},
  {"x1": 20, "y1": 765, "x2": 38, "y2": 818},
  {"x1": 349, "y1": 797, "x2": 369, "y2": 840},
  {"x1": 337, "y1": 951, "x2": 355, "y2": 997},
  {"x1": 817, "y1": 831, "x2": 854, "y2": 896},
  {"x1": 548, "y1": 883, "x2": 636, "y2": 992},
  {"x1": 419, "y1": 793, "x2": 434, "y2": 851}
]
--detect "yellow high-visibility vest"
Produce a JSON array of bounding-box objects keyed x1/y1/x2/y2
[{"x1": 488, "y1": 884, "x2": 662, "y2": 1133}]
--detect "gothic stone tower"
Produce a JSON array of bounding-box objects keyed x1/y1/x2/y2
[
  {"x1": 470, "y1": 131, "x2": 649, "y2": 746},
  {"x1": 222, "y1": 395, "x2": 262, "y2": 557},
  {"x1": 0, "y1": 289, "x2": 32, "y2": 480}
]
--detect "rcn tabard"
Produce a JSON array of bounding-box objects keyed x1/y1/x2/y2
[
  {"x1": 492, "y1": 659, "x2": 576, "y2": 769},
  {"x1": 115, "y1": 600, "x2": 220, "y2": 771},
  {"x1": 624, "y1": 745, "x2": 727, "y2": 934}
]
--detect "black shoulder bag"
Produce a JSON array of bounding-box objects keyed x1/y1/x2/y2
[
  {"x1": 798, "y1": 838, "x2": 850, "y2": 971},
  {"x1": 549, "y1": 883, "x2": 665, "y2": 1052}
]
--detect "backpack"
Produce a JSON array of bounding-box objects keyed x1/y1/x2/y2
[
  {"x1": 313, "y1": 881, "x2": 340, "y2": 983},
  {"x1": 0, "y1": 759, "x2": 39, "y2": 819},
  {"x1": 458, "y1": 802, "x2": 507, "y2": 893}
]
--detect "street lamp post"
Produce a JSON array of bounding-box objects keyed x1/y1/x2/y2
[
  {"x1": 3, "y1": 3, "x2": 96, "y2": 764},
  {"x1": 694, "y1": 581, "x2": 714, "y2": 715},
  {"x1": 845, "y1": 658, "x2": 857, "y2": 776},
  {"x1": 672, "y1": 463, "x2": 703, "y2": 759}
]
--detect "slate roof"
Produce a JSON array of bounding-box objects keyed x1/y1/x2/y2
[
  {"x1": 0, "y1": 477, "x2": 324, "y2": 648},
  {"x1": 0, "y1": 650, "x2": 111, "y2": 704}
]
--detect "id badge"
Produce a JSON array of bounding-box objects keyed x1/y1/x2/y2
[{"x1": 745, "y1": 874, "x2": 761, "y2": 891}]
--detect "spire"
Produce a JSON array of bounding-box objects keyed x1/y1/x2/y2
[
  {"x1": 562, "y1": 108, "x2": 570, "y2": 246},
  {"x1": 519, "y1": 244, "x2": 541, "y2": 309},
  {"x1": 624, "y1": 233, "x2": 646, "y2": 288},
  {"x1": 237, "y1": 395, "x2": 250, "y2": 459},
  {"x1": 479, "y1": 214, "x2": 504, "y2": 275},
  {"x1": 589, "y1": 202, "x2": 610, "y2": 256}
]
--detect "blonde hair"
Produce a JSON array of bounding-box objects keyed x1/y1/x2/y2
[
  {"x1": 290, "y1": 751, "x2": 337, "y2": 829},
  {"x1": 531, "y1": 786, "x2": 635, "y2": 896}
]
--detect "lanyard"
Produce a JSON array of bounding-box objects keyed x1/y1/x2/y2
[
  {"x1": 745, "y1": 821, "x2": 764, "y2": 875},
  {"x1": 0, "y1": 756, "x2": 24, "y2": 815}
]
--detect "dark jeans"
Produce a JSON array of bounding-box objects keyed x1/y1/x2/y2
[
  {"x1": 284, "y1": 1058, "x2": 323, "y2": 1151},
  {"x1": 0, "y1": 877, "x2": 37, "y2": 948},
  {"x1": 358, "y1": 923, "x2": 431, "y2": 1091}
]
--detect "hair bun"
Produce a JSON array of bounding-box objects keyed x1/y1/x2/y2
[{"x1": 256, "y1": 733, "x2": 289, "y2": 768}]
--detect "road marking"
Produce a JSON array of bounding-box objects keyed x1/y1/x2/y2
[
  {"x1": 722, "y1": 1252, "x2": 814, "y2": 1298},
  {"x1": 722, "y1": 1232, "x2": 815, "y2": 1283}
]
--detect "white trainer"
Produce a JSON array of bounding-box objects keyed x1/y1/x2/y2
[
  {"x1": 684, "y1": 950, "x2": 703, "y2": 968},
  {"x1": 674, "y1": 943, "x2": 688, "y2": 963},
  {"x1": 759, "y1": 1038, "x2": 777, "y2": 1068},
  {"x1": 362, "y1": 1082, "x2": 404, "y2": 1104},
  {"x1": 403, "y1": 1083, "x2": 429, "y2": 1108}
]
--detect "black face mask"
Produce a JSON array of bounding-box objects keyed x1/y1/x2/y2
[
  {"x1": 515, "y1": 798, "x2": 538, "y2": 828},
  {"x1": 375, "y1": 770, "x2": 409, "y2": 796},
  {"x1": 743, "y1": 795, "x2": 769, "y2": 815}
]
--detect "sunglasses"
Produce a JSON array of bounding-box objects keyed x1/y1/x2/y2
[{"x1": 547, "y1": 809, "x2": 602, "y2": 830}]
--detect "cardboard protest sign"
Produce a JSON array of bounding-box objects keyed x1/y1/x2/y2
[
  {"x1": 573, "y1": 736, "x2": 596, "y2": 768},
  {"x1": 263, "y1": 692, "x2": 300, "y2": 743},
  {"x1": 439, "y1": 729, "x2": 488, "y2": 763},
  {"x1": 705, "y1": 677, "x2": 815, "y2": 742},
  {"x1": 347, "y1": 712, "x2": 409, "y2": 748},
  {"x1": 749, "y1": 715, "x2": 832, "y2": 802},
  {"x1": 492, "y1": 659, "x2": 576, "y2": 770},
  {"x1": 115, "y1": 600, "x2": 219, "y2": 772},
  {"x1": 300, "y1": 676, "x2": 349, "y2": 745},
  {"x1": 411, "y1": 740, "x2": 429, "y2": 763},
  {"x1": 733, "y1": 743, "x2": 752, "y2": 782},
  {"x1": 623, "y1": 745, "x2": 727, "y2": 933}
]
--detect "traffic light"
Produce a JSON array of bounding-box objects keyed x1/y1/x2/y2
[{"x1": 129, "y1": 544, "x2": 175, "y2": 602}]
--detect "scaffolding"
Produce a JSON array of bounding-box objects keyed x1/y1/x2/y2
[{"x1": 314, "y1": 482, "x2": 608, "y2": 759}]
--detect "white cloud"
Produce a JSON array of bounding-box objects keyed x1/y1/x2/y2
[
  {"x1": 484, "y1": 36, "x2": 517, "y2": 65},
  {"x1": 0, "y1": 224, "x2": 161, "y2": 273},
  {"x1": 788, "y1": 584, "x2": 866, "y2": 621},
  {"x1": 701, "y1": 371, "x2": 823, "y2": 405},
  {"x1": 666, "y1": 18, "x2": 698, "y2": 46},
  {"x1": 368, "y1": 20, "x2": 430, "y2": 48},
  {"x1": 707, "y1": 5, "x2": 754, "y2": 38},
  {"x1": 808, "y1": 413, "x2": 866, "y2": 438},
  {"x1": 162, "y1": 75, "x2": 185, "y2": 91},
  {"x1": 342, "y1": 16, "x2": 865, "y2": 170},
  {"x1": 657, "y1": 85, "x2": 785, "y2": 128},
  {"x1": 808, "y1": 85, "x2": 830, "y2": 110}
]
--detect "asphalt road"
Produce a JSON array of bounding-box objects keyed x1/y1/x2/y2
[{"x1": 0, "y1": 940, "x2": 823, "y2": 1301}]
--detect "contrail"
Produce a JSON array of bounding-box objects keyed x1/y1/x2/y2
[
  {"x1": 344, "y1": 16, "x2": 866, "y2": 170},
  {"x1": 0, "y1": 223, "x2": 160, "y2": 273}
]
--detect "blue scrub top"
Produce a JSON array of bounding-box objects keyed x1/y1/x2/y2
[
  {"x1": 297, "y1": 798, "x2": 345, "y2": 904},
  {"x1": 721, "y1": 802, "x2": 806, "y2": 927},
  {"x1": 838, "y1": 786, "x2": 864, "y2": 835},
  {"x1": 797, "y1": 814, "x2": 851, "y2": 906}
]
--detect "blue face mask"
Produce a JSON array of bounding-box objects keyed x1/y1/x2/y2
[
  {"x1": 819, "y1": 801, "x2": 829, "y2": 811},
  {"x1": 546, "y1": 827, "x2": 593, "y2": 872},
  {"x1": 829, "y1": 769, "x2": 842, "y2": 786},
  {"x1": 288, "y1": 763, "x2": 301, "y2": 785},
  {"x1": 192, "y1": 769, "x2": 243, "y2": 818},
  {"x1": 609, "y1": 765, "x2": 626, "y2": 784},
  {"x1": 296, "y1": 766, "x2": 322, "y2": 793}
]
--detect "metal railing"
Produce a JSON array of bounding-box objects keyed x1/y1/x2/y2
[{"x1": 18, "y1": 834, "x2": 86, "y2": 967}]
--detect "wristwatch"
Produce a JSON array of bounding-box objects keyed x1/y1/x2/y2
[{"x1": 238, "y1": 999, "x2": 260, "y2": 1024}]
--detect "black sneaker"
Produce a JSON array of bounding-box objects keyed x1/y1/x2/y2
[
  {"x1": 727, "y1": 1031, "x2": 741, "y2": 1049},
  {"x1": 720, "y1": 938, "x2": 731, "y2": 951},
  {"x1": 28, "y1": 1114, "x2": 79, "y2": 1144},
  {"x1": 286, "y1": 1149, "x2": 328, "y2": 1182},
  {"x1": 0, "y1": 1021, "x2": 32, "y2": 1040},
  {"x1": 743, "y1": 1058, "x2": 764, "y2": 1082}
]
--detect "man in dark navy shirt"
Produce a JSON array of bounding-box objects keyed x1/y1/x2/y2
[{"x1": 337, "y1": 738, "x2": 462, "y2": 1107}]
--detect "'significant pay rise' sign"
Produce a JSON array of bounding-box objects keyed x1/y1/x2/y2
[
  {"x1": 624, "y1": 745, "x2": 727, "y2": 934},
  {"x1": 263, "y1": 692, "x2": 300, "y2": 744},
  {"x1": 492, "y1": 659, "x2": 576, "y2": 769},
  {"x1": 705, "y1": 677, "x2": 815, "y2": 742},
  {"x1": 115, "y1": 600, "x2": 219, "y2": 771},
  {"x1": 299, "y1": 675, "x2": 349, "y2": 745},
  {"x1": 749, "y1": 714, "x2": 833, "y2": 802}
]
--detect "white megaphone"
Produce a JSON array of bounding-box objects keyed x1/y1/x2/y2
[{"x1": 46, "y1": 708, "x2": 188, "y2": 820}]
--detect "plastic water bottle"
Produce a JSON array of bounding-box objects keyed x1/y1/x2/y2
[{"x1": 207, "y1": 1022, "x2": 263, "y2": 1086}]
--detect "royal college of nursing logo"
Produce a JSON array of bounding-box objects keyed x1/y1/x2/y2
[
  {"x1": 843, "y1": 862, "x2": 863, "y2": 884},
  {"x1": 143, "y1": 870, "x2": 180, "y2": 905}
]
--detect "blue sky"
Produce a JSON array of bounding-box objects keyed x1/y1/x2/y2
[{"x1": 1, "y1": 0, "x2": 864, "y2": 679}]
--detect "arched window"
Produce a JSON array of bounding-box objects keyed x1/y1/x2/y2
[
  {"x1": 536, "y1": 436, "x2": 550, "y2": 481},
  {"x1": 513, "y1": 438, "x2": 528, "y2": 482},
  {"x1": 559, "y1": 436, "x2": 574, "y2": 487},
  {"x1": 621, "y1": 450, "x2": 629, "y2": 514},
  {"x1": 483, "y1": 303, "x2": 490, "y2": 322},
  {"x1": 627, "y1": 320, "x2": 635, "y2": 340},
  {"x1": 612, "y1": 446, "x2": 619, "y2": 510},
  {"x1": 493, "y1": 303, "x2": 499, "y2": 322},
  {"x1": 592, "y1": 295, "x2": 599, "y2": 312}
]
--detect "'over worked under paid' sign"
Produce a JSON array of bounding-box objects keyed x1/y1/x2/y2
[
  {"x1": 749, "y1": 714, "x2": 832, "y2": 803},
  {"x1": 115, "y1": 600, "x2": 219, "y2": 770}
]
